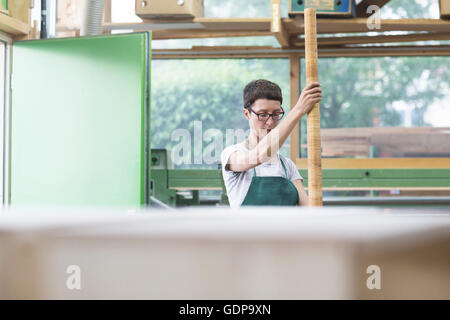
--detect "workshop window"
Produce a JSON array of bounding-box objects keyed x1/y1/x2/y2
[
  {"x1": 299, "y1": 56, "x2": 450, "y2": 159},
  {"x1": 151, "y1": 58, "x2": 290, "y2": 168}
]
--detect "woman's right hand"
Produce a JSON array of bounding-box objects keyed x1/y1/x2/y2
[{"x1": 294, "y1": 82, "x2": 322, "y2": 116}]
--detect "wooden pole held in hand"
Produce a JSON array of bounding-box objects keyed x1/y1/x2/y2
[{"x1": 304, "y1": 8, "x2": 323, "y2": 206}]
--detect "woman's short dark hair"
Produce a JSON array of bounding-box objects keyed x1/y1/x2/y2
[{"x1": 243, "y1": 79, "x2": 283, "y2": 109}]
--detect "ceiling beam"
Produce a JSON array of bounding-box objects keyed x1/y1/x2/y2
[
  {"x1": 152, "y1": 45, "x2": 450, "y2": 59},
  {"x1": 100, "y1": 18, "x2": 450, "y2": 39},
  {"x1": 291, "y1": 32, "x2": 450, "y2": 47},
  {"x1": 284, "y1": 18, "x2": 450, "y2": 34}
]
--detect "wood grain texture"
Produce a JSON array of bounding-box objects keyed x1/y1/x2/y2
[
  {"x1": 295, "y1": 158, "x2": 450, "y2": 169},
  {"x1": 292, "y1": 32, "x2": 450, "y2": 48},
  {"x1": 289, "y1": 55, "x2": 300, "y2": 161},
  {"x1": 304, "y1": 8, "x2": 323, "y2": 206}
]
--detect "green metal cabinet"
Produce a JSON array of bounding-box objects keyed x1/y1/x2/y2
[
  {"x1": 149, "y1": 154, "x2": 450, "y2": 208},
  {"x1": 150, "y1": 149, "x2": 177, "y2": 206},
  {"x1": 10, "y1": 33, "x2": 151, "y2": 207}
]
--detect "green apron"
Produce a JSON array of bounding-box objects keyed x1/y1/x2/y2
[{"x1": 241, "y1": 141, "x2": 299, "y2": 206}]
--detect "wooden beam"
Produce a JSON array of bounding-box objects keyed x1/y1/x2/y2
[
  {"x1": 151, "y1": 45, "x2": 450, "y2": 59},
  {"x1": 316, "y1": 127, "x2": 450, "y2": 157},
  {"x1": 103, "y1": 0, "x2": 112, "y2": 33},
  {"x1": 0, "y1": 14, "x2": 30, "y2": 36},
  {"x1": 296, "y1": 158, "x2": 450, "y2": 169},
  {"x1": 285, "y1": 18, "x2": 450, "y2": 34},
  {"x1": 103, "y1": 18, "x2": 450, "y2": 37},
  {"x1": 132, "y1": 17, "x2": 271, "y2": 31},
  {"x1": 304, "y1": 8, "x2": 323, "y2": 207},
  {"x1": 150, "y1": 30, "x2": 273, "y2": 40},
  {"x1": 9, "y1": 0, "x2": 32, "y2": 25},
  {"x1": 3, "y1": 0, "x2": 31, "y2": 37},
  {"x1": 57, "y1": 23, "x2": 273, "y2": 39},
  {"x1": 190, "y1": 46, "x2": 275, "y2": 51},
  {"x1": 195, "y1": 17, "x2": 270, "y2": 30},
  {"x1": 289, "y1": 54, "x2": 300, "y2": 161},
  {"x1": 356, "y1": 0, "x2": 391, "y2": 18},
  {"x1": 271, "y1": 0, "x2": 290, "y2": 48},
  {"x1": 371, "y1": 134, "x2": 450, "y2": 155},
  {"x1": 292, "y1": 32, "x2": 450, "y2": 47},
  {"x1": 92, "y1": 18, "x2": 450, "y2": 41}
]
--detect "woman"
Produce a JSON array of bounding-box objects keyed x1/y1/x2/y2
[{"x1": 221, "y1": 79, "x2": 322, "y2": 208}]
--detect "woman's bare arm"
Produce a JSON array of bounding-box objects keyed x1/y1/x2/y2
[
  {"x1": 226, "y1": 82, "x2": 322, "y2": 172},
  {"x1": 293, "y1": 179, "x2": 309, "y2": 206}
]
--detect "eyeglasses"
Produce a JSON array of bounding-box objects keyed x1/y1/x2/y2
[{"x1": 247, "y1": 106, "x2": 285, "y2": 122}]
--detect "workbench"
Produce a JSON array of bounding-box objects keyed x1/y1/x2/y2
[{"x1": 1, "y1": 206, "x2": 449, "y2": 299}]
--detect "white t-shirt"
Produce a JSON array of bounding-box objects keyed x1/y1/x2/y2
[{"x1": 221, "y1": 143, "x2": 303, "y2": 209}]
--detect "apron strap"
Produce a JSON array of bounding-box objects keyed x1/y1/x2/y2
[
  {"x1": 279, "y1": 156, "x2": 288, "y2": 179},
  {"x1": 247, "y1": 139, "x2": 288, "y2": 179}
]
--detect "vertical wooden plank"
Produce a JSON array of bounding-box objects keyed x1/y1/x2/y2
[
  {"x1": 10, "y1": 0, "x2": 32, "y2": 40},
  {"x1": 271, "y1": 0, "x2": 290, "y2": 47},
  {"x1": 103, "y1": 0, "x2": 112, "y2": 33},
  {"x1": 9, "y1": 0, "x2": 31, "y2": 25},
  {"x1": 31, "y1": 19, "x2": 39, "y2": 39},
  {"x1": 304, "y1": 8, "x2": 323, "y2": 207},
  {"x1": 289, "y1": 54, "x2": 300, "y2": 161}
]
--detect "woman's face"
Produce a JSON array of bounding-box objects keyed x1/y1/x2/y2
[{"x1": 243, "y1": 99, "x2": 283, "y2": 139}]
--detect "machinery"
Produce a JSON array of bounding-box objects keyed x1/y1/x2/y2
[
  {"x1": 150, "y1": 149, "x2": 223, "y2": 207},
  {"x1": 289, "y1": 0, "x2": 356, "y2": 18},
  {"x1": 150, "y1": 150, "x2": 450, "y2": 209}
]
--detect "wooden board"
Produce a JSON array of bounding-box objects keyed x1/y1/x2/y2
[
  {"x1": 9, "y1": 0, "x2": 31, "y2": 25},
  {"x1": 271, "y1": 0, "x2": 290, "y2": 47},
  {"x1": 151, "y1": 45, "x2": 450, "y2": 59},
  {"x1": 313, "y1": 127, "x2": 450, "y2": 157},
  {"x1": 304, "y1": 8, "x2": 323, "y2": 206},
  {"x1": 292, "y1": 32, "x2": 450, "y2": 48},
  {"x1": 296, "y1": 158, "x2": 450, "y2": 169},
  {"x1": 285, "y1": 18, "x2": 450, "y2": 35}
]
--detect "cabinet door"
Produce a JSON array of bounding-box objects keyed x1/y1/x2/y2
[{"x1": 11, "y1": 32, "x2": 151, "y2": 207}]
